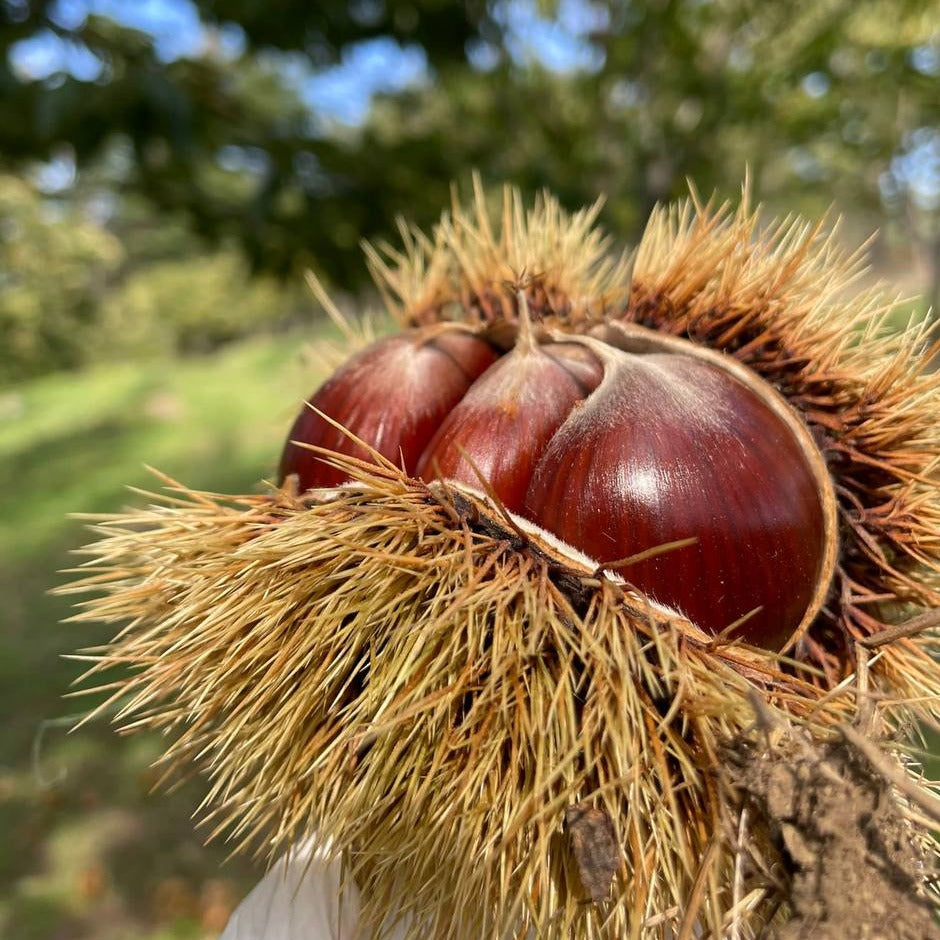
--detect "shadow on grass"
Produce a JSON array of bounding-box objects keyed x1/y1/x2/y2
[{"x1": 1, "y1": 536, "x2": 261, "y2": 940}]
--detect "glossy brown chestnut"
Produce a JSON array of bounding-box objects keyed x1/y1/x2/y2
[
  {"x1": 523, "y1": 341, "x2": 828, "y2": 648},
  {"x1": 279, "y1": 321, "x2": 836, "y2": 649},
  {"x1": 415, "y1": 340, "x2": 603, "y2": 512},
  {"x1": 278, "y1": 328, "x2": 498, "y2": 489}
]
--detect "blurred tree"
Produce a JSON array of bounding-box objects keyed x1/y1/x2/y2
[
  {"x1": 0, "y1": 172, "x2": 121, "y2": 380},
  {"x1": 0, "y1": 0, "x2": 496, "y2": 281},
  {"x1": 104, "y1": 246, "x2": 301, "y2": 356},
  {"x1": 364, "y1": 0, "x2": 940, "y2": 242},
  {"x1": 881, "y1": 126, "x2": 940, "y2": 315},
  {"x1": 1, "y1": 0, "x2": 939, "y2": 292},
  {"x1": 0, "y1": 170, "x2": 303, "y2": 380}
]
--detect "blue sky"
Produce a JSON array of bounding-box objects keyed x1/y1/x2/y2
[{"x1": 9, "y1": 0, "x2": 604, "y2": 124}]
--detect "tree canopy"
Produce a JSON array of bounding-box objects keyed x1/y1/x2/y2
[{"x1": 2, "y1": 0, "x2": 939, "y2": 311}]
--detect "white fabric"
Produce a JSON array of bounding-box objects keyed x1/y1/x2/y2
[{"x1": 220, "y1": 840, "x2": 408, "y2": 940}]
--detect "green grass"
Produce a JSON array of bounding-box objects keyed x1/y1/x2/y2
[
  {"x1": 0, "y1": 330, "x2": 340, "y2": 562},
  {"x1": 0, "y1": 327, "x2": 338, "y2": 939}
]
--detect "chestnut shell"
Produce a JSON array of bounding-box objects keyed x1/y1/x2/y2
[
  {"x1": 279, "y1": 329, "x2": 498, "y2": 489},
  {"x1": 278, "y1": 320, "x2": 837, "y2": 650},
  {"x1": 416, "y1": 341, "x2": 603, "y2": 512},
  {"x1": 524, "y1": 347, "x2": 827, "y2": 648}
]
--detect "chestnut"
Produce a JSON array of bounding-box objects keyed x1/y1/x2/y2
[
  {"x1": 278, "y1": 327, "x2": 498, "y2": 489},
  {"x1": 522, "y1": 329, "x2": 836, "y2": 649},
  {"x1": 415, "y1": 335, "x2": 604, "y2": 512},
  {"x1": 279, "y1": 318, "x2": 836, "y2": 649}
]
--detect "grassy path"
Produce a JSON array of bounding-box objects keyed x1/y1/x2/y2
[{"x1": 0, "y1": 329, "x2": 334, "y2": 939}]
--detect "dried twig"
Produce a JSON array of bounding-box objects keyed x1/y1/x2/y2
[
  {"x1": 840, "y1": 723, "x2": 940, "y2": 824},
  {"x1": 859, "y1": 609, "x2": 940, "y2": 649}
]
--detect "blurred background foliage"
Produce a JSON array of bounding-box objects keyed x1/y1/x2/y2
[
  {"x1": 1, "y1": 0, "x2": 939, "y2": 937},
  {"x1": 2, "y1": 0, "x2": 940, "y2": 368}
]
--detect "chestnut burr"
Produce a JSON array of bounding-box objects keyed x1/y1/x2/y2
[{"x1": 70, "y1": 184, "x2": 940, "y2": 940}]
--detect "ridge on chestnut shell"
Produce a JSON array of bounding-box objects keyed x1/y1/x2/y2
[{"x1": 278, "y1": 319, "x2": 838, "y2": 651}]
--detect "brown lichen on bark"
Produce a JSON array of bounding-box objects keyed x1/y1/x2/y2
[{"x1": 726, "y1": 726, "x2": 939, "y2": 940}]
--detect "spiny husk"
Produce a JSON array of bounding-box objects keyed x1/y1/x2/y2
[
  {"x1": 65, "y1": 460, "x2": 939, "y2": 937},
  {"x1": 62, "y1": 185, "x2": 940, "y2": 938},
  {"x1": 369, "y1": 182, "x2": 940, "y2": 680},
  {"x1": 364, "y1": 173, "x2": 633, "y2": 327},
  {"x1": 627, "y1": 197, "x2": 940, "y2": 681},
  {"x1": 60, "y1": 461, "x2": 876, "y2": 938}
]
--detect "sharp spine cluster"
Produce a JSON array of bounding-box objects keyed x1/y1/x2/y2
[{"x1": 62, "y1": 179, "x2": 940, "y2": 939}]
